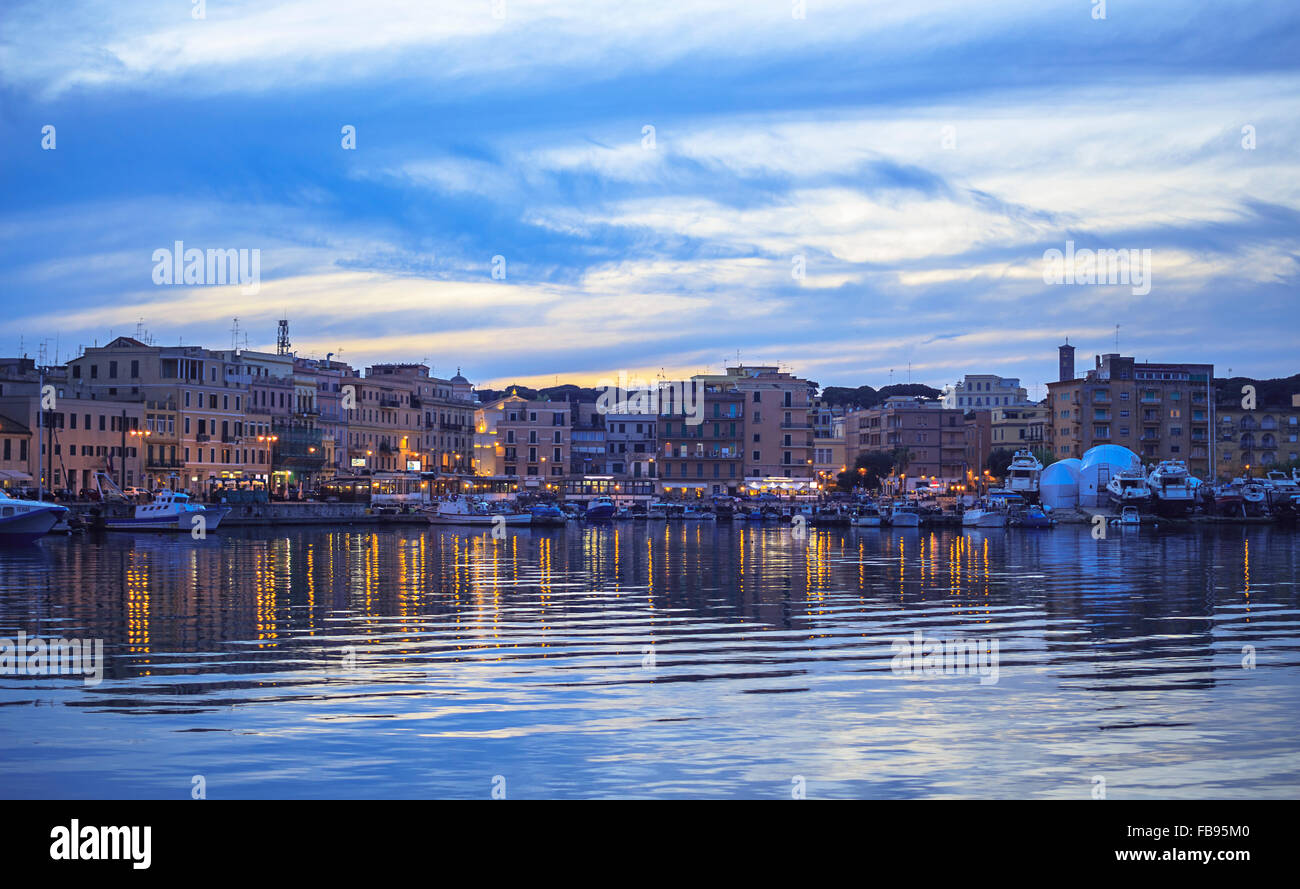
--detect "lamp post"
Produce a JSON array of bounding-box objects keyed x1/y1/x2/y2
[{"x1": 128, "y1": 427, "x2": 152, "y2": 491}]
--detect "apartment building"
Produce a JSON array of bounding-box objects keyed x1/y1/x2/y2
[
  {"x1": 0, "y1": 413, "x2": 32, "y2": 490},
  {"x1": 844, "y1": 396, "x2": 966, "y2": 485},
  {"x1": 941, "y1": 374, "x2": 1032, "y2": 410},
  {"x1": 990, "y1": 404, "x2": 1048, "y2": 450},
  {"x1": 1046, "y1": 348, "x2": 1214, "y2": 477},
  {"x1": 474, "y1": 394, "x2": 570, "y2": 489},
  {"x1": 603, "y1": 413, "x2": 657, "y2": 480},
  {"x1": 657, "y1": 386, "x2": 745, "y2": 497},
  {"x1": 569, "y1": 400, "x2": 607, "y2": 477},
  {"x1": 694, "y1": 365, "x2": 813, "y2": 481},
  {"x1": 1214, "y1": 401, "x2": 1300, "y2": 476},
  {"x1": 1, "y1": 356, "x2": 150, "y2": 492}
]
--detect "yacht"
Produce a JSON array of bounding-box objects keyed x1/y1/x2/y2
[
  {"x1": 102, "y1": 490, "x2": 229, "y2": 532},
  {"x1": 1106, "y1": 464, "x2": 1152, "y2": 508},
  {"x1": 1261, "y1": 470, "x2": 1300, "y2": 499},
  {"x1": 0, "y1": 490, "x2": 68, "y2": 543},
  {"x1": 889, "y1": 503, "x2": 921, "y2": 527},
  {"x1": 1147, "y1": 461, "x2": 1197, "y2": 515},
  {"x1": 1005, "y1": 449, "x2": 1043, "y2": 498},
  {"x1": 429, "y1": 497, "x2": 532, "y2": 526},
  {"x1": 584, "y1": 497, "x2": 617, "y2": 520}
]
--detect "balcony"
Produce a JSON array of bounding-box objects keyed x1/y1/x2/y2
[
  {"x1": 146, "y1": 458, "x2": 185, "y2": 469},
  {"x1": 196, "y1": 433, "x2": 210, "y2": 442}
]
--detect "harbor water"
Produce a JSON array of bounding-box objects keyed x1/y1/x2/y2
[{"x1": 1, "y1": 523, "x2": 1298, "y2": 799}]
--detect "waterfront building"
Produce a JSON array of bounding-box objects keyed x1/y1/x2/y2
[
  {"x1": 1046, "y1": 346, "x2": 1214, "y2": 478},
  {"x1": 693, "y1": 365, "x2": 814, "y2": 481},
  {"x1": 844, "y1": 396, "x2": 966, "y2": 488},
  {"x1": 812, "y1": 414, "x2": 846, "y2": 488},
  {"x1": 0, "y1": 412, "x2": 32, "y2": 490},
  {"x1": 990, "y1": 404, "x2": 1049, "y2": 449},
  {"x1": 942, "y1": 374, "x2": 1032, "y2": 410},
  {"x1": 603, "y1": 412, "x2": 657, "y2": 480},
  {"x1": 1213, "y1": 400, "x2": 1300, "y2": 476},
  {"x1": 657, "y1": 385, "x2": 745, "y2": 497},
  {"x1": 569, "y1": 400, "x2": 607, "y2": 477},
  {"x1": 474, "y1": 394, "x2": 570, "y2": 491}
]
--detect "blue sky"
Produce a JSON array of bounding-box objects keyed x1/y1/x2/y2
[{"x1": 2, "y1": 0, "x2": 1298, "y2": 393}]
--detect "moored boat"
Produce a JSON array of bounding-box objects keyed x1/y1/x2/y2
[
  {"x1": 102, "y1": 490, "x2": 229, "y2": 532},
  {"x1": 0, "y1": 491, "x2": 68, "y2": 544},
  {"x1": 890, "y1": 503, "x2": 921, "y2": 527},
  {"x1": 1106, "y1": 464, "x2": 1152, "y2": 508},
  {"x1": 429, "y1": 497, "x2": 532, "y2": 526},
  {"x1": 1006, "y1": 449, "x2": 1043, "y2": 500},
  {"x1": 584, "y1": 496, "x2": 617, "y2": 520},
  {"x1": 1147, "y1": 460, "x2": 1197, "y2": 515}
]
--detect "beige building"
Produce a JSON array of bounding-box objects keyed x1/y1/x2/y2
[
  {"x1": 1046, "y1": 347, "x2": 1214, "y2": 478},
  {"x1": 990, "y1": 404, "x2": 1048, "y2": 450},
  {"x1": 0, "y1": 413, "x2": 32, "y2": 490},
  {"x1": 694, "y1": 365, "x2": 814, "y2": 482},
  {"x1": 474, "y1": 394, "x2": 570, "y2": 491},
  {"x1": 1213, "y1": 403, "x2": 1300, "y2": 477}
]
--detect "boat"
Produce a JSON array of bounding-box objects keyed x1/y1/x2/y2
[
  {"x1": 613, "y1": 506, "x2": 635, "y2": 520},
  {"x1": 850, "y1": 505, "x2": 884, "y2": 527},
  {"x1": 647, "y1": 501, "x2": 670, "y2": 519},
  {"x1": 429, "y1": 497, "x2": 532, "y2": 526},
  {"x1": 1118, "y1": 505, "x2": 1141, "y2": 526},
  {"x1": 101, "y1": 490, "x2": 230, "y2": 532},
  {"x1": 961, "y1": 501, "x2": 1006, "y2": 528},
  {"x1": 529, "y1": 503, "x2": 567, "y2": 526},
  {"x1": 811, "y1": 504, "x2": 849, "y2": 525},
  {"x1": 1147, "y1": 460, "x2": 1198, "y2": 515},
  {"x1": 1105, "y1": 464, "x2": 1152, "y2": 508},
  {"x1": 1016, "y1": 504, "x2": 1055, "y2": 529},
  {"x1": 1006, "y1": 449, "x2": 1043, "y2": 499},
  {"x1": 889, "y1": 503, "x2": 921, "y2": 527},
  {"x1": 681, "y1": 505, "x2": 716, "y2": 521},
  {"x1": 584, "y1": 496, "x2": 617, "y2": 520},
  {"x1": 0, "y1": 490, "x2": 68, "y2": 543}
]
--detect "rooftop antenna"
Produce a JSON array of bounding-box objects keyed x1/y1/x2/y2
[
  {"x1": 276, "y1": 319, "x2": 291, "y2": 356},
  {"x1": 1114, "y1": 324, "x2": 1120, "y2": 352},
  {"x1": 230, "y1": 317, "x2": 241, "y2": 352}
]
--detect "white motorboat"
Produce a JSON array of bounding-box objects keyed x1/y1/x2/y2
[
  {"x1": 1147, "y1": 460, "x2": 1197, "y2": 515},
  {"x1": 1118, "y1": 505, "x2": 1141, "y2": 526},
  {"x1": 1106, "y1": 464, "x2": 1152, "y2": 507},
  {"x1": 1005, "y1": 449, "x2": 1043, "y2": 498},
  {"x1": 1261, "y1": 470, "x2": 1300, "y2": 498},
  {"x1": 647, "y1": 501, "x2": 670, "y2": 519},
  {"x1": 889, "y1": 503, "x2": 921, "y2": 527},
  {"x1": 428, "y1": 497, "x2": 532, "y2": 526},
  {"x1": 681, "y1": 505, "x2": 716, "y2": 520},
  {"x1": 102, "y1": 490, "x2": 229, "y2": 532},
  {"x1": 0, "y1": 491, "x2": 68, "y2": 543}
]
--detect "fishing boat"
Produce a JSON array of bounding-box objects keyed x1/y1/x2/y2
[
  {"x1": 1147, "y1": 460, "x2": 1197, "y2": 515},
  {"x1": 961, "y1": 500, "x2": 1006, "y2": 528},
  {"x1": 681, "y1": 504, "x2": 716, "y2": 521},
  {"x1": 0, "y1": 490, "x2": 68, "y2": 544},
  {"x1": 584, "y1": 496, "x2": 617, "y2": 520},
  {"x1": 101, "y1": 490, "x2": 230, "y2": 532},
  {"x1": 889, "y1": 503, "x2": 921, "y2": 527},
  {"x1": 1006, "y1": 449, "x2": 1043, "y2": 499},
  {"x1": 647, "y1": 501, "x2": 670, "y2": 519},
  {"x1": 429, "y1": 497, "x2": 532, "y2": 526},
  {"x1": 1105, "y1": 464, "x2": 1152, "y2": 508},
  {"x1": 850, "y1": 505, "x2": 884, "y2": 527}
]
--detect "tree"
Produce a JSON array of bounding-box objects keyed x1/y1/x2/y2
[
  {"x1": 987, "y1": 448, "x2": 1016, "y2": 477},
  {"x1": 836, "y1": 451, "x2": 895, "y2": 491}
]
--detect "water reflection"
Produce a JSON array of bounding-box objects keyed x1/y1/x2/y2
[{"x1": 1, "y1": 524, "x2": 1297, "y2": 799}]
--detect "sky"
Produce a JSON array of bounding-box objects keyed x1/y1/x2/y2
[{"x1": 1, "y1": 0, "x2": 1298, "y2": 395}]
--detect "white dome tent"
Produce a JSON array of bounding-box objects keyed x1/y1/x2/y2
[
  {"x1": 1040, "y1": 458, "x2": 1083, "y2": 510},
  {"x1": 1078, "y1": 446, "x2": 1141, "y2": 507}
]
